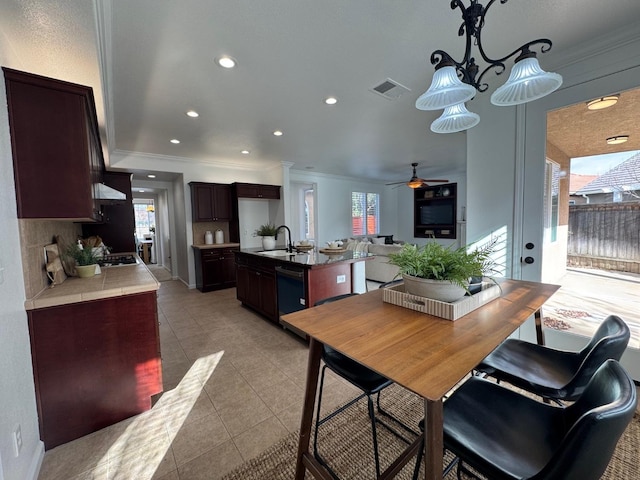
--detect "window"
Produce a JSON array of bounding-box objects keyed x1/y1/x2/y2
[
  {"x1": 133, "y1": 200, "x2": 156, "y2": 239},
  {"x1": 352, "y1": 192, "x2": 379, "y2": 235}
]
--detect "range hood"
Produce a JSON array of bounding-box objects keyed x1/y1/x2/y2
[{"x1": 95, "y1": 183, "x2": 127, "y2": 201}]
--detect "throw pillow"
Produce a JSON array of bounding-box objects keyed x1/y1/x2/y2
[
  {"x1": 372, "y1": 237, "x2": 386, "y2": 245},
  {"x1": 378, "y1": 235, "x2": 394, "y2": 245}
]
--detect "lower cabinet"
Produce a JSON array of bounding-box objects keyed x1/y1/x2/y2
[
  {"x1": 236, "y1": 255, "x2": 278, "y2": 321},
  {"x1": 28, "y1": 291, "x2": 162, "y2": 450},
  {"x1": 194, "y1": 247, "x2": 238, "y2": 292}
]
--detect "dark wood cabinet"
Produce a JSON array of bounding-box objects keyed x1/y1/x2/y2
[
  {"x1": 82, "y1": 172, "x2": 136, "y2": 252},
  {"x1": 233, "y1": 182, "x2": 281, "y2": 199},
  {"x1": 28, "y1": 292, "x2": 162, "y2": 449},
  {"x1": 194, "y1": 247, "x2": 238, "y2": 292},
  {"x1": 3, "y1": 68, "x2": 105, "y2": 221},
  {"x1": 189, "y1": 182, "x2": 232, "y2": 222},
  {"x1": 414, "y1": 183, "x2": 457, "y2": 239},
  {"x1": 235, "y1": 253, "x2": 278, "y2": 321}
]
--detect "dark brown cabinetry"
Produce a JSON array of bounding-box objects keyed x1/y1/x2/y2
[
  {"x1": 82, "y1": 172, "x2": 136, "y2": 252},
  {"x1": 189, "y1": 182, "x2": 232, "y2": 222},
  {"x1": 233, "y1": 182, "x2": 281, "y2": 199},
  {"x1": 3, "y1": 68, "x2": 105, "y2": 221},
  {"x1": 193, "y1": 247, "x2": 239, "y2": 292},
  {"x1": 235, "y1": 254, "x2": 278, "y2": 321},
  {"x1": 28, "y1": 292, "x2": 162, "y2": 449},
  {"x1": 414, "y1": 183, "x2": 457, "y2": 239}
]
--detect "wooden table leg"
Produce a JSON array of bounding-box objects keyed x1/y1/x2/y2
[
  {"x1": 424, "y1": 398, "x2": 444, "y2": 480},
  {"x1": 294, "y1": 338, "x2": 323, "y2": 480},
  {"x1": 534, "y1": 308, "x2": 545, "y2": 345}
]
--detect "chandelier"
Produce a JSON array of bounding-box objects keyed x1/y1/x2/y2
[{"x1": 416, "y1": 0, "x2": 562, "y2": 133}]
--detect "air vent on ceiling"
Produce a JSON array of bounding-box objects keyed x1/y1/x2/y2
[{"x1": 370, "y1": 78, "x2": 411, "y2": 100}]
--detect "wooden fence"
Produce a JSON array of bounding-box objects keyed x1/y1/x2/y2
[{"x1": 567, "y1": 202, "x2": 640, "y2": 272}]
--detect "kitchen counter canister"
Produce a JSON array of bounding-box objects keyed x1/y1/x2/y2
[{"x1": 25, "y1": 255, "x2": 159, "y2": 310}]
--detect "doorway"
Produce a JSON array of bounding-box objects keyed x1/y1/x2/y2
[
  {"x1": 133, "y1": 198, "x2": 156, "y2": 264},
  {"x1": 290, "y1": 182, "x2": 316, "y2": 245},
  {"x1": 521, "y1": 66, "x2": 640, "y2": 379}
]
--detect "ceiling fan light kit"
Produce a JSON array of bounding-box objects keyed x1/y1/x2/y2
[{"x1": 416, "y1": 0, "x2": 562, "y2": 133}]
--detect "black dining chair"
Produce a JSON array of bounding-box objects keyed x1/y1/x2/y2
[
  {"x1": 313, "y1": 293, "x2": 413, "y2": 479},
  {"x1": 412, "y1": 359, "x2": 637, "y2": 480},
  {"x1": 477, "y1": 314, "x2": 630, "y2": 402}
]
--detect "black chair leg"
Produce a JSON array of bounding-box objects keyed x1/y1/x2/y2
[{"x1": 367, "y1": 394, "x2": 382, "y2": 477}]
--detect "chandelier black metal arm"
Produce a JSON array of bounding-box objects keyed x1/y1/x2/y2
[{"x1": 430, "y1": 0, "x2": 553, "y2": 92}]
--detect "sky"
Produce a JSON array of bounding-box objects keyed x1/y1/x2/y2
[{"x1": 571, "y1": 150, "x2": 639, "y2": 176}]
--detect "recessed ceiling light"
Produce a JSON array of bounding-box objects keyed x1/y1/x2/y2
[
  {"x1": 186, "y1": 110, "x2": 199, "y2": 118},
  {"x1": 606, "y1": 135, "x2": 629, "y2": 145},
  {"x1": 138, "y1": 189, "x2": 145, "y2": 193},
  {"x1": 273, "y1": 130, "x2": 283, "y2": 136},
  {"x1": 587, "y1": 95, "x2": 619, "y2": 110},
  {"x1": 147, "y1": 174, "x2": 156, "y2": 178},
  {"x1": 324, "y1": 97, "x2": 338, "y2": 105},
  {"x1": 170, "y1": 139, "x2": 180, "y2": 144},
  {"x1": 216, "y1": 56, "x2": 236, "y2": 68},
  {"x1": 241, "y1": 150, "x2": 250, "y2": 155}
]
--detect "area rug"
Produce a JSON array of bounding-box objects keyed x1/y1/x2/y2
[{"x1": 222, "y1": 384, "x2": 640, "y2": 480}]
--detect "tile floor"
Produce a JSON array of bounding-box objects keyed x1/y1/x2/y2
[{"x1": 37, "y1": 280, "x2": 361, "y2": 480}]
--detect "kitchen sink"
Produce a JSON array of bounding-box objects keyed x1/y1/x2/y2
[{"x1": 257, "y1": 250, "x2": 297, "y2": 257}]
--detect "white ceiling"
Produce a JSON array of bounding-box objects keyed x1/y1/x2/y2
[{"x1": 2, "y1": 0, "x2": 640, "y2": 184}]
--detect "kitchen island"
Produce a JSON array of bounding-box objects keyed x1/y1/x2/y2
[
  {"x1": 25, "y1": 258, "x2": 162, "y2": 449},
  {"x1": 235, "y1": 248, "x2": 371, "y2": 330}
]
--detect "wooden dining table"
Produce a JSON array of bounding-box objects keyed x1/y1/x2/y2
[{"x1": 281, "y1": 278, "x2": 559, "y2": 480}]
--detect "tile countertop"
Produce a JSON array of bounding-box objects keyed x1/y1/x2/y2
[
  {"x1": 192, "y1": 243, "x2": 240, "y2": 249},
  {"x1": 25, "y1": 259, "x2": 159, "y2": 311},
  {"x1": 238, "y1": 247, "x2": 372, "y2": 267}
]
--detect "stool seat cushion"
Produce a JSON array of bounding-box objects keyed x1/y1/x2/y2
[{"x1": 323, "y1": 346, "x2": 392, "y2": 393}]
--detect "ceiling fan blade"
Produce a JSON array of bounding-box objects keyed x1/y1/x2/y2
[
  {"x1": 420, "y1": 179, "x2": 449, "y2": 183},
  {"x1": 384, "y1": 180, "x2": 408, "y2": 185}
]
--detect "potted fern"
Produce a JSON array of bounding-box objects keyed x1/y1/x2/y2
[
  {"x1": 255, "y1": 223, "x2": 278, "y2": 250},
  {"x1": 64, "y1": 243, "x2": 101, "y2": 278},
  {"x1": 387, "y1": 240, "x2": 496, "y2": 302}
]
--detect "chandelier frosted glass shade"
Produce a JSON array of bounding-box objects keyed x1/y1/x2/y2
[
  {"x1": 430, "y1": 103, "x2": 480, "y2": 134},
  {"x1": 416, "y1": 66, "x2": 476, "y2": 111},
  {"x1": 490, "y1": 57, "x2": 562, "y2": 106}
]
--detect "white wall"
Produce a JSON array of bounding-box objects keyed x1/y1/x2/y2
[
  {"x1": 289, "y1": 171, "x2": 396, "y2": 246},
  {"x1": 0, "y1": 67, "x2": 44, "y2": 479}
]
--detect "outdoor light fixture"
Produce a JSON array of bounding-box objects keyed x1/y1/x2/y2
[
  {"x1": 606, "y1": 135, "x2": 629, "y2": 145},
  {"x1": 587, "y1": 95, "x2": 619, "y2": 110},
  {"x1": 416, "y1": 0, "x2": 563, "y2": 133}
]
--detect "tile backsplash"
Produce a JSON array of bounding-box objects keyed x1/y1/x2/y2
[
  {"x1": 19, "y1": 220, "x2": 82, "y2": 299},
  {"x1": 192, "y1": 221, "x2": 230, "y2": 245}
]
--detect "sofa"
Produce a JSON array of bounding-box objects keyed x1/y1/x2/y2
[{"x1": 342, "y1": 236, "x2": 405, "y2": 284}]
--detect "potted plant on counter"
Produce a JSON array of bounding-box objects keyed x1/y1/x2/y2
[
  {"x1": 255, "y1": 223, "x2": 278, "y2": 250},
  {"x1": 387, "y1": 240, "x2": 496, "y2": 302},
  {"x1": 64, "y1": 243, "x2": 101, "y2": 278}
]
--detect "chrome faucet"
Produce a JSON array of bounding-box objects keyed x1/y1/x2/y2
[{"x1": 275, "y1": 225, "x2": 294, "y2": 252}]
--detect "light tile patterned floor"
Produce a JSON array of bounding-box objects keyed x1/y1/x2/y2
[{"x1": 37, "y1": 280, "x2": 360, "y2": 480}]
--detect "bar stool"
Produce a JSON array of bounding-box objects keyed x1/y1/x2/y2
[
  {"x1": 412, "y1": 359, "x2": 637, "y2": 480},
  {"x1": 477, "y1": 314, "x2": 630, "y2": 402},
  {"x1": 313, "y1": 294, "x2": 414, "y2": 479}
]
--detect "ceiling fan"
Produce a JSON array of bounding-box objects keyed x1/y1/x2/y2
[{"x1": 385, "y1": 163, "x2": 448, "y2": 189}]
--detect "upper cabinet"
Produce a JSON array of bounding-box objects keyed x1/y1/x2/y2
[
  {"x1": 233, "y1": 182, "x2": 281, "y2": 199},
  {"x1": 3, "y1": 68, "x2": 105, "y2": 221},
  {"x1": 189, "y1": 182, "x2": 232, "y2": 222}
]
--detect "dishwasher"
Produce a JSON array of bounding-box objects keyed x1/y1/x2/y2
[{"x1": 275, "y1": 265, "x2": 307, "y2": 338}]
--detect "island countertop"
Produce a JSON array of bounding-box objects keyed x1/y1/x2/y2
[
  {"x1": 25, "y1": 259, "x2": 159, "y2": 310},
  {"x1": 192, "y1": 243, "x2": 240, "y2": 250},
  {"x1": 237, "y1": 247, "x2": 371, "y2": 268}
]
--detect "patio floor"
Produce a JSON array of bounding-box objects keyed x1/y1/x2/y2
[{"x1": 542, "y1": 267, "x2": 640, "y2": 349}]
